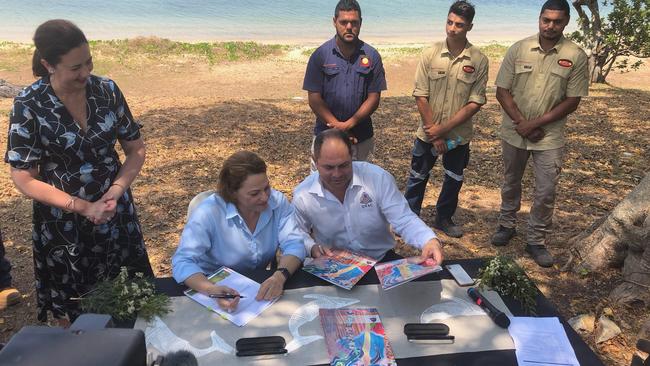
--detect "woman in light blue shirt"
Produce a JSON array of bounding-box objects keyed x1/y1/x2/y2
[{"x1": 172, "y1": 151, "x2": 306, "y2": 311}]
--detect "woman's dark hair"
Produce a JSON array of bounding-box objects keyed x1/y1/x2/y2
[
  {"x1": 449, "y1": 1, "x2": 476, "y2": 24},
  {"x1": 313, "y1": 129, "x2": 353, "y2": 161},
  {"x1": 32, "y1": 19, "x2": 88, "y2": 77},
  {"x1": 217, "y1": 151, "x2": 267, "y2": 203}
]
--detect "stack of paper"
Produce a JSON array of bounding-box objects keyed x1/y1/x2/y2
[
  {"x1": 508, "y1": 317, "x2": 580, "y2": 366},
  {"x1": 302, "y1": 249, "x2": 377, "y2": 290},
  {"x1": 184, "y1": 267, "x2": 276, "y2": 327}
]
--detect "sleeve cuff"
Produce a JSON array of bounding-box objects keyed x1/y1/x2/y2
[
  {"x1": 468, "y1": 96, "x2": 487, "y2": 105},
  {"x1": 281, "y1": 241, "x2": 307, "y2": 261},
  {"x1": 413, "y1": 231, "x2": 438, "y2": 250},
  {"x1": 303, "y1": 236, "x2": 317, "y2": 258},
  {"x1": 494, "y1": 81, "x2": 512, "y2": 90},
  {"x1": 172, "y1": 264, "x2": 203, "y2": 284}
]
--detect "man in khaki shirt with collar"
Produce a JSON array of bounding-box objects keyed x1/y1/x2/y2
[
  {"x1": 404, "y1": 1, "x2": 488, "y2": 238},
  {"x1": 492, "y1": 0, "x2": 589, "y2": 267}
]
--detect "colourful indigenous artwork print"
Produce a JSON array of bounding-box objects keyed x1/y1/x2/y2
[
  {"x1": 375, "y1": 258, "x2": 442, "y2": 290},
  {"x1": 302, "y1": 249, "x2": 377, "y2": 290},
  {"x1": 320, "y1": 308, "x2": 396, "y2": 366}
]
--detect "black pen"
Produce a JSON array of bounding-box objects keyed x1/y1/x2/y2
[{"x1": 209, "y1": 294, "x2": 245, "y2": 299}]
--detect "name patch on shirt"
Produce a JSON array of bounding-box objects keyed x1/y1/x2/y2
[
  {"x1": 462, "y1": 65, "x2": 475, "y2": 74},
  {"x1": 557, "y1": 59, "x2": 573, "y2": 68},
  {"x1": 359, "y1": 192, "x2": 374, "y2": 208}
]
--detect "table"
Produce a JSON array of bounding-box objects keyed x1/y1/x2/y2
[{"x1": 147, "y1": 253, "x2": 604, "y2": 366}]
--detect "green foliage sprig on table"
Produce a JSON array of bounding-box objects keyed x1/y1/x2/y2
[
  {"x1": 477, "y1": 256, "x2": 538, "y2": 315},
  {"x1": 80, "y1": 267, "x2": 171, "y2": 322}
]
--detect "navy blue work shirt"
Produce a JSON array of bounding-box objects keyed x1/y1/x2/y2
[{"x1": 303, "y1": 37, "x2": 387, "y2": 142}]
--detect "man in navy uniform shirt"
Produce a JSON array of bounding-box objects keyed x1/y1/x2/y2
[{"x1": 303, "y1": 0, "x2": 387, "y2": 164}]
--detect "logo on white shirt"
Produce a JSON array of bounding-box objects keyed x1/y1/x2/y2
[{"x1": 360, "y1": 192, "x2": 374, "y2": 208}]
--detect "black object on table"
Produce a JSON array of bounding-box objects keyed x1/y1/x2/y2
[{"x1": 148, "y1": 252, "x2": 605, "y2": 366}]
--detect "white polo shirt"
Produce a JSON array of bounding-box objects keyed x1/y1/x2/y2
[{"x1": 292, "y1": 161, "x2": 438, "y2": 259}]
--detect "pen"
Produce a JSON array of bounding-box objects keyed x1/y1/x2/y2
[{"x1": 209, "y1": 294, "x2": 245, "y2": 299}]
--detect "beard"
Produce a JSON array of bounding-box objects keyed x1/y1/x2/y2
[{"x1": 337, "y1": 31, "x2": 358, "y2": 44}]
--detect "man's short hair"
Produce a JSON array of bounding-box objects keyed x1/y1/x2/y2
[
  {"x1": 335, "y1": 0, "x2": 362, "y2": 18},
  {"x1": 313, "y1": 129, "x2": 353, "y2": 160},
  {"x1": 541, "y1": 0, "x2": 571, "y2": 17},
  {"x1": 449, "y1": 1, "x2": 476, "y2": 23}
]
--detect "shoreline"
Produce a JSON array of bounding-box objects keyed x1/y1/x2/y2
[{"x1": 0, "y1": 36, "x2": 516, "y2": 49}]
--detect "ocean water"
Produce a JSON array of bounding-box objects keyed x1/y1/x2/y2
[{"x1": 0, "y1": 0, "x2": 580, "y2": 44}]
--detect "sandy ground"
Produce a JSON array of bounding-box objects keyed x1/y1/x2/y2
[{"x1": 0, "y1": 45, "x2": 649, "y2": 366}]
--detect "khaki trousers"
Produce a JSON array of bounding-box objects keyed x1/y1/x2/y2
[{"x1": 498, "y1": 140, "x2": 564, "y2": 246}]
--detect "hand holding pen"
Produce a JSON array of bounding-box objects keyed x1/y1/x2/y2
[
  {"x1": 209, "y1": 294, "x2": 246, "y2": 299},
  {"x1": 208, "y1": 285, "x2": 241, "y2": 312}
]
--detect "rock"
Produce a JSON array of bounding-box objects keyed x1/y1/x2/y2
[
  {"x1": 595, "y1": 316, "x2": 621, "y2": 343},
  {"x1": 568, "y1": 314, "x2": 595, "y2": 334},
  {"x1": 641, "y1": 318, "x2": 650, "y2": 340},
  {"x1": 0, "y1": 79, "x2": 23, "y2": 98},
  {"x1": 602, "y1": 307, "x2": 614, "y2": 317}
]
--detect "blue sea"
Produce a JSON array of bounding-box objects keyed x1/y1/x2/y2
[{"x1": 0, "y1": 0, "x2": 582, "y2": 44}]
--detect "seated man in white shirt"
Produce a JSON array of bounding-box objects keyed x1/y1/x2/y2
[{"x1": 293, "y1": 129, "x2": 444, "y2": 263}]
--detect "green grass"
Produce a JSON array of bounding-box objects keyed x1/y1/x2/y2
[
  {"x1": 479, "y1": 43, "x2": 508, "y2": 59},
  {"x1": 89, "y1": 37, "x2": 286, "y2": 68},
  {"x1": 301, "y1": 47, "x2": 317, "y2": 57},
  {"x1": 0, "y1": 41, "x2": 33, "y2": 72},
  {"x1": 0, "y1": 38, "x2": 288, "y2": 75}
]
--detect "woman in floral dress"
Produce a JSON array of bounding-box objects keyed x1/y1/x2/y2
[{"x1": 4, "y1": 19, "x2": 153, "y2": 323}]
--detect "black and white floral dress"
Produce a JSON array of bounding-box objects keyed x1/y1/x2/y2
[{"x1": 5, "y1": 75, "x2": 153, "y2": 321}]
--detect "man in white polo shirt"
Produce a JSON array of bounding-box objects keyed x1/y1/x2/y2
[{"x1": 293, "y1": 129, "x2": 444, "y2": 263}]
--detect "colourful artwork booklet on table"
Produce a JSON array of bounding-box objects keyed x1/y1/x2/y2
[
  {"x1": 183, "y1": 266, "x2": 276, "y2": 327},
  {"x1": 374, "y1": 257, "x2": 442, "y2": 290},
  {"x1": 320, "y1": 308, "x2": 397, "y2": 366},
  {"x1": 302, "y1": 249, "x2": 377, "y2": 290}
]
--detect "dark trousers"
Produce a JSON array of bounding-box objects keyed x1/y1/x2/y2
[
  {"x1": 0, "y1": 230, "x2": 12, "y2": 288},
  {"x1": 404, "y1": 138, "x2": 470, "y2": 221}
]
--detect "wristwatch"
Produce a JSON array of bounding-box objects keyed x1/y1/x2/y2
[{"x1": 276, "y1": 268, "x2": 291, "y2": 281}]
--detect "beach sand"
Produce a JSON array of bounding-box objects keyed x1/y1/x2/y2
[{"x1": 0, "y1": 39, "x2": 648, "y2": 366}]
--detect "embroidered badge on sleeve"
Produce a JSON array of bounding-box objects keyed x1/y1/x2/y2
[{"x1": 462, "y1": 65, "x2": 475, "y2": 73}]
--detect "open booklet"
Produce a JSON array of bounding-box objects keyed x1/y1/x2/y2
[
  {"x1": 375, "y1": 258, "x2": 442, "y2": 290},
  {"x1": 184, "y1": 267, "x2": 276, "y2": 327},
  {"x1": 320, "y1": 308, "x2": 397, "y2": 366},
  {"x1": 302, "y1": 249, "x2": 377, "y2": 290}
]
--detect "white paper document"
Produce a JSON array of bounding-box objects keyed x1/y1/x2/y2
[
  {"x1": 184, "y1": 267, "x2": 276, "y2": 327},
  {"x1": 509, "y1": 317, "x2": 580, "y2": 366}
]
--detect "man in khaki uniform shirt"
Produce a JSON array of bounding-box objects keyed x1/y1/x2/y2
[
  {"x1": 404, "y1": 1, "x2": 488, "y2": 238},
  {"x1": 492, "y1": 0, "x2": 589, "y2": 267}
]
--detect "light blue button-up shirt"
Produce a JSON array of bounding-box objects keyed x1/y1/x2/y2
[{"x1": 172, "y1": 189, "x2": 306, "y2": 283}]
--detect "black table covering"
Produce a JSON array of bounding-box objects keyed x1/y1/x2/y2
[{"x1": 146, "y1": 252, "x2": 604, "y2": 366}]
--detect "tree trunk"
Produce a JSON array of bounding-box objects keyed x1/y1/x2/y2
[
  {"x1": 572, "y1": 0, "x2": 608, "y2": 84},
  {"x1": 564, "y1": 174, "x2": 650, "y2": 306},
  {"x1": 587, "y1": 54, "x2": 607, "y2": 83},
  {"x1": 0, "y1": 79, "x2": 22, "y2": 98}
]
